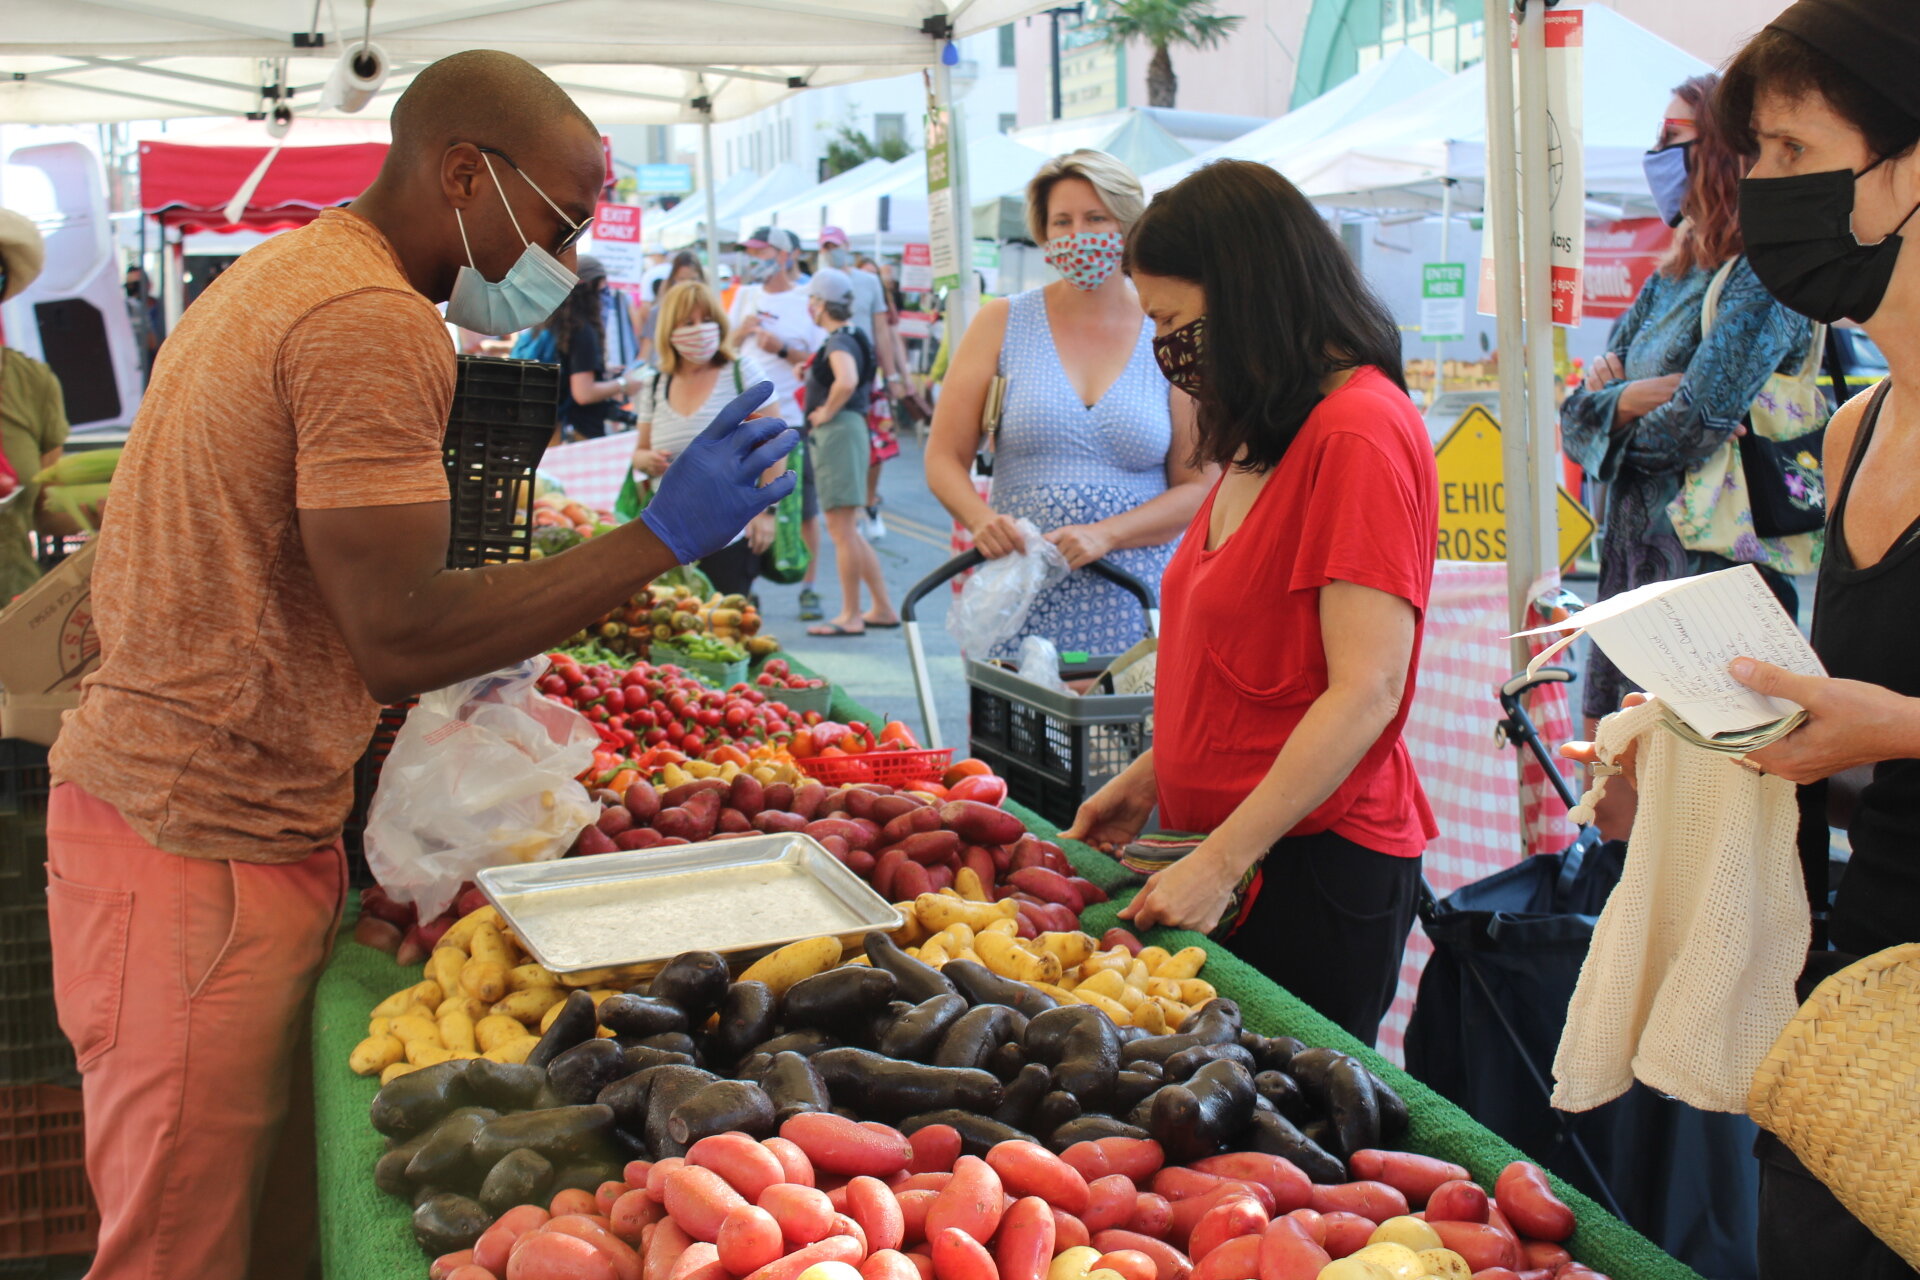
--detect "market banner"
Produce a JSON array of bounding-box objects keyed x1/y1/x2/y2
[
  {"x1": 924, "y1": 81, "x2": 960, "y2": 292},
  {"x1": 591, "y1": 202, "x2": 645, "y2": 287},
  {"x1": 1582, "y1": 217, "x2": 1674, "y2": 321}
]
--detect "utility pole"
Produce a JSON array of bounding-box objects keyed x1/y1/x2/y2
[{"x1": 1047, "y1": 4, "x2": 1085, "y2": 120}]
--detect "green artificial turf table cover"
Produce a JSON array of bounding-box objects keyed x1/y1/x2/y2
[{"x1": 313, "y1": 660, "x2": 1702, "y2": 1280}]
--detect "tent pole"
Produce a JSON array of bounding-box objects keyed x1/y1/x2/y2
[
  {"x1": 701, "y1": 111, "x2": 721, "y2": 275},
  {"x1": 933, "y1": 52, "x2": 978, "y2": 339},
  {"x1": 1434, "y1": 178, "x2": 1452, "y2": 401},
  {"x1": 1513, "y1": 0, "x2": 1560, "y2": 639},
  {"x1": 1482, "y1": 0, "x2": 1531, "y2": 657}
]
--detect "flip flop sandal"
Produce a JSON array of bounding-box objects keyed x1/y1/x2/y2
[
  {"x1": 862, "y1": 619, "x2": 902, "y2": 629},
  {"x1": 807, "y1": 622, "x2": 866, "y2": 637}
]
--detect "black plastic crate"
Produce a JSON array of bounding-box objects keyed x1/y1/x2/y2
[
  {"x1": 444, "y1": 356, "x2": 558, "y2": 570},
  {"x1": 0, "y1": 903, "x2": 69, "y2": 1088},
  {"x1": 0, "y1": 745, "x2": 50, "y2": 910},
  {"x1": 966, "y1": 660, "x2": 1151, "y2": 831}
]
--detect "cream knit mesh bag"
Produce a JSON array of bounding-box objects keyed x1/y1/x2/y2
[{"x1": 1551, "y1": 697, "x2": 1809, "y2": 1113}]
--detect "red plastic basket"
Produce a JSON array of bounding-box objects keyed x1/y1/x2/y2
[
  {"x1": 799, "y1": 748, "x2": 953, "y2": 787},
  {"x1": 0, "y1": 1084, "x2": 98, "y2": 1259}
]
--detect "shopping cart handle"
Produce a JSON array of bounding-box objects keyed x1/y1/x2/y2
[
  {"x1": 899, "y1": 551, "x2": 1161, "y2": 626},
  {"x1": 1500, "y1": 666, "x2": 1573, "y2": 703}
]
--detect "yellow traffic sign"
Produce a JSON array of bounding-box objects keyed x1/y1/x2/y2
[{"x1": 1432, "y1": 404, "x2": 1595, "y2": 570}]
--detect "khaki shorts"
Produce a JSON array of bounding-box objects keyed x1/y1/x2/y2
[{"x1": 810, "y1": 409, "x2": 870, "y2": 512}]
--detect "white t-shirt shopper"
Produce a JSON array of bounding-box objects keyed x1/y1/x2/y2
[{"x1": 728, "y1": 284, "x2": 823, "y2": 412}]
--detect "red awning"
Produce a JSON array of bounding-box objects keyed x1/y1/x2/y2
[{"x1": 139, "y1": 137, "x2": 387, "y2": 233}]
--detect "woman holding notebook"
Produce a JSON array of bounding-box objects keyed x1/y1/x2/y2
[
  {"x1": 1575, "y1": 5, "x2": 1920, "y2": 1273},
  {"x1": 1063, "y1": 161, "x2": 1439, "y2": 1047}
]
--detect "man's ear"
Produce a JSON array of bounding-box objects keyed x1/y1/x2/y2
[{"x1": 441, "y1": 142, "x2": 485, "y2": 210}]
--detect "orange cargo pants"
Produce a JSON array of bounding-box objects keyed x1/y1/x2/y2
[{"x1": 44, "y1": 783, "x2": 347, "y2": 1280}]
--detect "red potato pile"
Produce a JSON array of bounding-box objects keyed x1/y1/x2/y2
[
  {"x1": 425, "y1": 1121, "x2": 1593, "y2": 1280},
  {"x1": 582, "y1": 776, "x2": 1104, "y2": 935}
]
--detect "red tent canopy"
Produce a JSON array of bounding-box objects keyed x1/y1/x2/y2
[{"x1": 139, "y1": 136, "x2": 387, "y2": 233}]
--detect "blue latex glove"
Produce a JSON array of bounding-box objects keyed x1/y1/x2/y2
[{"x1": 641, "y1": 380, "x2": 799, "y2": 565}]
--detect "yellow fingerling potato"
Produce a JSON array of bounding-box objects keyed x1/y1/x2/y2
[
  {"x1": 978, "y1": 932, "x2": 1062, "y2": 985},
  {"x1": 440, "y1": 905, "x2": 501, "y2": 953},
  {"x1": 1414, "y1": 1249, "x2": 1472, "y2": 1280},
  {"x1": 915, "y1": 893, "x2": 1016, "y2": 933},
  {"x1": 427, "y1": 947, "x2": 468, "y2": 997},
  {"x1": 918, "y1": 941, "x2": 952, "y2": 967},
  {"x1": 1079, "y1": 951, "x2": 1132, "y2": 982},
  {"x1": 1048, "y1": 1246, "x2": 1102, "y2": 1280},
  {"x1": 1126, "y1": 960, "x2": 1152, "y2": 991},
  {"x1": 460, "y1": 958, "x2": 508, "y2": 1004},
  {"x1": 380, "y1": 1061, "x2": 419, "y2": 1085},
  {"x1": 1131, "y1": 1000, "x2": 1169, "y2": 1034},
  {"x1": 1154, "y1": 946, "x2": 1207, "y2": 980},
  {"x1": 475, "y1": 1014, "x2": 528, "y2": 1053},
  {"x1": 483, "y1": 1037, "x2": 540, "y2": 1065},
  {"x1": 368, "y1": 1016, "x2": 392, "y2": 1039},
  {"x1": 507, "y1": 962, "x2": 559, "y2": 993},
  {"x1": 1038, "y1": 932, "x2": 1096, "y2": 970},
  {"x1": 1349, "y1": 1243, "x2": 1423, "y2": 1280},
  {"x1": 936, "y1": 923, "x2": 975, "y2": 953},
  {"x1": 1115, "y1": 984, "x2": 1146, "y2": 1012},
  {"x1": 438, "y1": 1010, "x2": 478, "y2": 1054},
  {"x1": 468, "y1": 921, "x2": 510, "y2": 966},
  {"x1": 740, "y1": 936, "x2": 843, "y2": 997},
  {"x1": 1077, "y1": 968, "x2": 1130, "y2": 1003},
  {"x1": 406, "y1": 1039, "x2": 457, "y2": 1067},
  {"x1": 1071, "y1": 989, "x2": 1133, "y2": 1024},
  {"x1": 387, "y1": 1013, "x2": 441, "y2": 1046},
  {"x1": 1033, "y1": 982, "x2": 1076, "y2": 1004},
  {"x1": 954, "y1": 867, "x2": 991, "y2": 902},
  {"x1": 371, "y1": 979, "x2": 442, "y2": 1020},
  {"x1": 491, "y1": 987, "x2": 562, "y2": 1025},
  {"x1": 435, "y1": 994, "x2": 490, "y2": 1023},
  {"x1": 349, "y1": 1034, "x2": 405, "y2": 1076},
  {"x1": 889, "y1": 905, "x2": 926, "y2": 947},
  {"x1": 1152, "y1": 996, "x2": 1194, "y2": 1027},
  {"x1": 979, "y1": 917, "x2": 1020, "y2": 937}
]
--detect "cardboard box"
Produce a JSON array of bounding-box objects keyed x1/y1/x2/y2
[{"x1": 0, "y1": 541, "x2": 99, "y2": 745}]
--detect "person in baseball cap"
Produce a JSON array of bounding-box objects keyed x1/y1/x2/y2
[{"x1": 745, "y1": 226, "x2": 801, "y2": 256}]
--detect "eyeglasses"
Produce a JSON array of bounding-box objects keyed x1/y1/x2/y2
[{"x1": 476, "y1": 145, "x2": 594, "y2": 255}]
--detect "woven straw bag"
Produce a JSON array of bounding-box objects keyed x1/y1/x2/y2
[{"x1": 1747, "y1": 943, "x2": 1920, "y2": 1265}]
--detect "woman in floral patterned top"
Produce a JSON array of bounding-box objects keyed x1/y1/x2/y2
[{"x1": 1561, "y1": 74, "x2": 1818, "y2": 724}]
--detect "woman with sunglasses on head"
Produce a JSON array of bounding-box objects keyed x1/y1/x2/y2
[
  {"x1": 1559, "y1": 74, "x2": 1817, "y2": 736},
  {"x1": 1065, "y1": 160, "x2": 1438, "y2": 1047}
]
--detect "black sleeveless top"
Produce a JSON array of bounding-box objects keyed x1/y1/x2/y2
[{"x1": 1810, "y1": 381, "x2": 1920, "y2": 957}]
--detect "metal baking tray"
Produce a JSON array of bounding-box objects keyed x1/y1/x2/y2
[{"x1": 476, "y1": 833, "x2": 902, "y2": 974}]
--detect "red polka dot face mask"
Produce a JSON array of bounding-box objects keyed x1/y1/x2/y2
[{"x1": 1044, "y1": 230, "x2": 1126, "y2": 291}]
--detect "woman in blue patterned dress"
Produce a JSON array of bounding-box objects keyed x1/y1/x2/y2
[
  {"x1": 928, "y1": 150, "x2": 1211, "y2": 657},
  {"x1": 1560, "y1": 75, "x2": 1818, "y2": 726}
]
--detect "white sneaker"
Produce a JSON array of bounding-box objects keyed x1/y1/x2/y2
[{"x1": 863, "y1": 508, "x2": 887, "y2": 540}]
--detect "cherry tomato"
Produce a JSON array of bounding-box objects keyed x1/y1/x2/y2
[{"x1": 681, "y1": 732, "x2": 705, "y2": 754}]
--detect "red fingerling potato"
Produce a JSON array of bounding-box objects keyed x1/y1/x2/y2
[
  {"x1": 611, "y1": 1191, "x2": 664, "y2": 1244},
  {"x1": 926, "y1": 1155, "x2": 1006, "y2": 1244},
  {"x1": 1052, "y1": 1209, "x2": 1090, "y2": 1252},
  {"x1": 1345, "y1": 1151, "x2": 1470, "y2": 1208},
  {"x1": 507, "y1": 1231, "x2": 619, "y2": 1280},
  {"x1": 1097, "y1": 1251, "x2": 1160, "y2": 1280},
  {"x1": 1083, "y1": 1175, "x2": 1140, "y2": 1233},
  {"x1": 931, "y1": 1226, "x2": 1001, "y2": 1280},
  {"x1": 899, "y1": 1190, "x2": 940, "y2": 1246},
  {"x1": 552, "y1": 1188, "x2": 602, "y2": 1218},
  {"x1": 740, "y1": 1235, "x2": 864, "y2": 1280},
  {"x1": 911, "y1": 1126, "x2": 964, "y2": 1176},
  {"x1": 994, "y1": 1197, "x2": 1058, "y2": 1280},
  {"x1": 1094, "y1": 1138, "x2": 1165, "y2": 1184},
  {"x1": 1426, "y1": 1220, "x2": 1521, "y2": 1272},
  {"x1": 1189, "y1": 1155, "x2": 1311, "y2": 1216},
  {"x1": 430, "y1": 1251, "x2": 475, "y2": 1280},
  {"x1": 1305, "y1": 1182, "x2": 1407, "y2": 1224},
  {"x1": 1188, "y1": 1197, "x2": 1270, "y2": 1264},
  {"x1": 1425, "y1": 1180, "x2": 1491, "y2": 1224},
  {"x1": 717, "y1": 1206, "x2": 785, "y2": 1276},
  {"x1": 987, "y1": 1141, "x2": 1091, "y2": 1216},
  {"x1": 1190, "y1": 1235, "x2": 1262, "y2": 1280},
  {"x1": 865, "y1": 1250, "x2": 926, "y2": 1280},
  {"x1": 1495, "y1": 1163, "x2": 1575, "y2": 1243},
  {"x1": 762, "y1": 1138, "x2": 816, "y2": 1188},
  {"x1": 446, "y1": 1267, "x2": 496, "y2": 1280},
  {"x1": 1522, "y1": 1241, "x2": 1572, "y2": 1269},
  {"x1": 780, "y1": 1113, "x2": 913, "y2": 1178},
  {"x1": 642, "y1": 1218, "x2": 693, "y2": 1280},
  {"x1": 545, "y1": 1215, "x2": 642, "y2": 1280},
  {"x1": 689, "y1": 1134, "x2": 788, "y2": 1203},
  {"x1": 664, "y1": 1166, "x2": 748, "y2": 1242},
  {"x1": 1317, "y1": 1214, "x2": 1375, "y2": 1261},
  {"x1": 1091, "y1": 1230, "x2": 1194, "y2": 1280},
  {"x1": 850, "y1": 1175, "x2": 907, "y2": 1253},
  {"x1": 1257, "y1": 1218, "x2": 1331, "y2": 1280},
  {"x1": 647, "y1": 1159, "x2": 687, "y2": 1204},
  {"x1": 1127, "y1": 1194, "x2": 1174, "y2": 1239},
  {"x1": 759, "y1": 1183, "x2": 837, "y2": 1246}
]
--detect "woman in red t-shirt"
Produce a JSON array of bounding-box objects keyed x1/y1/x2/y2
[{"x1": 1064, "y1": 160, "x2": 1440, "y2": 1045}]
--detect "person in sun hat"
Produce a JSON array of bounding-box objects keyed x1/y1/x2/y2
[{"x1": 0, "y1": 208, "x2": 89, "y2": 607}]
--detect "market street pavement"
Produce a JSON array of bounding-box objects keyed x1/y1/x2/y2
[{"x1": 756, "y1": 432, "x2": 976, "y2": 752}]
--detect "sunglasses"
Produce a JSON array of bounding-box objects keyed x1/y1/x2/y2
[{"x1": 476, "y1": 145, "x2": 594, "y2": 255}]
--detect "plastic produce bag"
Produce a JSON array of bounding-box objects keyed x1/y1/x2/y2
[
  {"x1": 947, "y1": 518, "x2": 1068, "y2": 655},
  {"x1": 365, "y1": 657, "x2": 601, "y2": 920},
  {"x1": 1015, "y1": 635, "x2": 1071, "y2": 694}
]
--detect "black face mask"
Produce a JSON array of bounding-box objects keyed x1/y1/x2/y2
[
  {"x1": 125, "y1": 281, "x2": 141, "y2": 298},
  {"x1": 1739, "y1": 159, "x2": 1920, "y2": 323}
]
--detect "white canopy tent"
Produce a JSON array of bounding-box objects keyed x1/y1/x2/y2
[
  {"x1": 831, "y1": 132, "x2": 1050, "y2": 241},
  {"x1": 1141, "y1": 46, "x2": 1448, "y2": 195},
  {"x1": 1, "y1": 1, "x2": 1062, "y2": 331},
  {"x1": 638, "y1": 162, "x2": 812, "y2": 251},
  {"x1": 635, "y1": 169, "x2": 760, "y2": 252},
  {"x1": 730, "y1": 157, "x2": 897, "y2": 248},
  {"x1": 1284, "y1": 6, "x2": 1709, "y2": 211}
]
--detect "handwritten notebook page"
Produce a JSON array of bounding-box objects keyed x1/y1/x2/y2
[{"x1": 1516, "y1": 565, "x2": 1825, "y2": 739}]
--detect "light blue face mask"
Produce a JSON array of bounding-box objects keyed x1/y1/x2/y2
[
  {"x1": 445, "y1": 150, "x2": 583, "y2": 335},
  {"x1": 1642, "y1": 141, "x2": 1693, "y2": 228}
]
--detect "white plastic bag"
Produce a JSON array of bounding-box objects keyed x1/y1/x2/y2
[
  {"x1": 365, "y1": 656, "x2": 601, "y2": 921},
  {"x1": 1015, "y1": 635, "x2": 1071, "y2": 694},
  {"x1": 947, "y1": 518, "x2": 1069, "y2": 656}
]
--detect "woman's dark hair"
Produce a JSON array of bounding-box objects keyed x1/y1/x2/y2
[
  {"x1": 1719, "y1": 27, "x2": 1920, "y2": 163},
  {"x1": 1664, "y1": 74, "x2": 1745, "y2": 277},
  {"x1": 669, "y1": 249, "x2": 706, "y2": 283},
  {"x1": 1125, "y1": 159, "x2": 1404, "y2": 473},
  {"x1": 552, "y1": 275, "x2": 605, "y2": 358}
]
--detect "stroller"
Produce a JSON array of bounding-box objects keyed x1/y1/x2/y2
[{"x1": 1404, "y1": 667, "x2": 1761, "y2": 1280}]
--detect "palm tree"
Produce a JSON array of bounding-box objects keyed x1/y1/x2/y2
[{"x1": 1086, "y1": 0, "x2": 1244, "y2": 109}]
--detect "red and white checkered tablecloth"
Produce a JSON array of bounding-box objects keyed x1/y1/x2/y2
[
  {"x1": 1378, "y1": 561, "x2": 1575, "y2": 1064},
  {"x1": 539, "y1": 433, "x2": 637, "y2": 515}
]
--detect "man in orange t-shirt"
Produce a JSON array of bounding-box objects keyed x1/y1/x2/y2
[{"x1": 44, "y1": 51, "x2": 795, "y2": 1280}]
